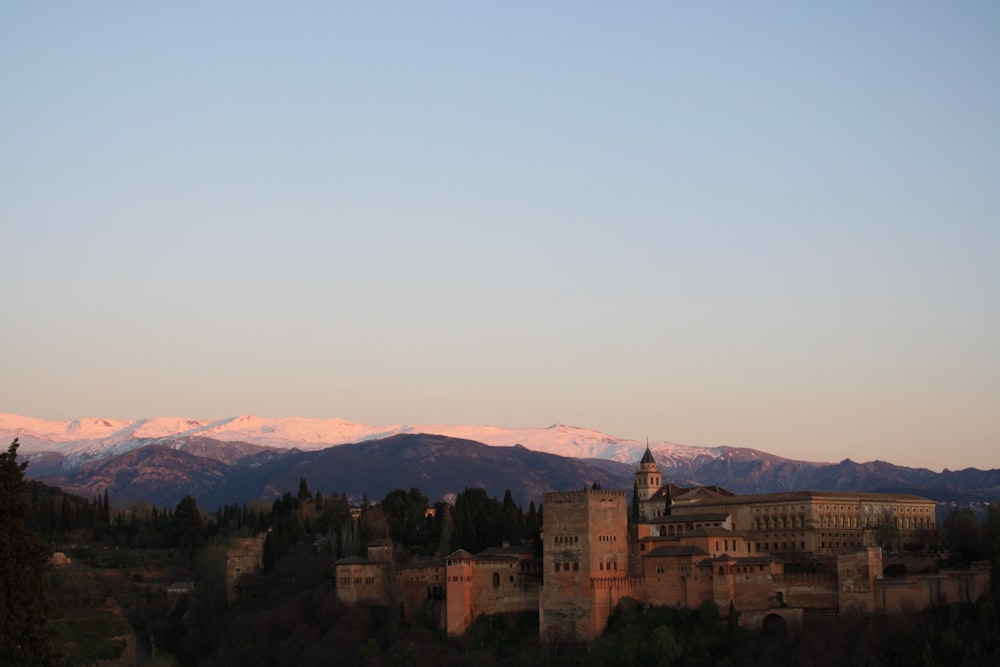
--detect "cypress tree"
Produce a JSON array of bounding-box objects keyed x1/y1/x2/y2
[{"x1": 0, "y1": 439, "x2": 53, "y2": 665}]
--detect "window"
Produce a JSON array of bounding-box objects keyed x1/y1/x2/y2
[{"x1": 493, "y1": 573, "x2": 500, "y2": 588}]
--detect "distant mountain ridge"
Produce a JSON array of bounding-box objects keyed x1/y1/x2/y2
[
  {"x1": 38, "y1": 434, "x2": 636, "y2": 509},
  {"x1": 3, "y1": 413, "x2": 998, "y2": 509}
]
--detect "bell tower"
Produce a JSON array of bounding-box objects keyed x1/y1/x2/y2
[{"x1": 635, "y1": 444, "x2": 661, "y2": 502}]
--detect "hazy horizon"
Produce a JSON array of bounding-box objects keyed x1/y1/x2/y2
[{"x1": 2, "y1": 3, "x2": 998, "y2": 472}]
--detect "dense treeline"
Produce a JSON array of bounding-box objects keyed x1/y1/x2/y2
[{"x1": 24, "y1": 480, "x2": 111, "y2": 536}]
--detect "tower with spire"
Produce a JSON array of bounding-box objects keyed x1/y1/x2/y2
[{"x1": 635, "y1": 441, "x2": 661, "y2": 503}]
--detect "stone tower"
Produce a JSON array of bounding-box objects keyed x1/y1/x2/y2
[
  {"x1": 635, "y1": 446, "x2": 661, "y2": 502},
  {"x1": 540, "y1": 489, "x2": 629, "y2": 642}
]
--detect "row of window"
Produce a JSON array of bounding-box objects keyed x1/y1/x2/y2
[
  {"x1": 754, "y1": 516, "x2": 806, "y2": 529},
  {"x1": 714, "y1": 539, "x2": 749, "y2": 553},
  {"x1": 757, "y1": 542, "x2": 806, "y2": 552},
  {"x1": 553, "y1": 535, "x2": 579, "y2": 545},
  {"x1": 823, "y1": 540, "x2": 862, "y2": 549},
  {"x1": 339, "y1": 577, "x2": 376, "y2": 586}
]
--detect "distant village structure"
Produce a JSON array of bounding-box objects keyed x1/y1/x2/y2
[{"x1": 335, "y1": 448, "x2": 990, "y2": 641}]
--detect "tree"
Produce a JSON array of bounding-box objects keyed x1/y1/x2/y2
[
  {"x1": 0, "y1": 438, "x2": 53, "y2": 665},
  {"x1": 297, "y1": 477, "x2": 311, "y2": 503},
  {"x1": 981, "y1": 502, "x2": 1000, "y2": 596},
  {"x1": 525, "y1": 501, "x2": 541, "y2": 544},
  {"x1": 501, "y1": 489, "x2": 524, "y2": 546},
  {"x1": 382, "y1": 487, "x2": 429, "y2": 551},
  {"x1": 875, "y1": 520, "x2": 901, "y2": 553},
  {"x1": 174, "y1": 495, "x2": 203, "y2": 548},
  {"x1": 102, "y1": 488, "x2": 111, "y2": 523},
  {"x1": 943, "y1": 508, "x2": 981, "y2": 564}
]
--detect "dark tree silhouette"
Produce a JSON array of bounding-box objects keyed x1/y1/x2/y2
[
  {"x1": 0, "y1": 438, "x2": 53, "y2": 665},
  {"x1": 174, "y1": 495, "x2": 203, "y2": 548}
]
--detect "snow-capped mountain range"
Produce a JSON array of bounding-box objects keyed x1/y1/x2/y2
[
  {"x1": 5, "y1": 413, "x2": 998, "y2": 509},
  {"x1": 0, "y1": 413, "x2": 736, "y2": 471}
]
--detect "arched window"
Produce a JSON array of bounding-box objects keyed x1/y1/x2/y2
[{"x1": 492, "y1": 573, "x2": 500, "y2": 587}]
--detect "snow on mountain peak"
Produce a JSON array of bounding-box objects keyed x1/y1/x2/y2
[{"x1": 0, "y1": 413, "x2": 716, "y2": 469}]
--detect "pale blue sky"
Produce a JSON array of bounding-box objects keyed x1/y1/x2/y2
[{"x1": 2, "y1": 2, "x2": 998, "y2": 471}]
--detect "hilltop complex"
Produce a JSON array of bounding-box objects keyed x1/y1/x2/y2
[{"x1": 333, "y1": 448, "x2": 990, "y2": 641}]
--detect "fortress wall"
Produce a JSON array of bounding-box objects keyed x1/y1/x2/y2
[
  {"x1": 468, "y1": 558, "x2": 540, "y2": 618},
  {"x1": 591, "y1": 577, "x2": 635, "y2": 634},
  {"x1": 782, "y1": 580, "x2": 839, "y2": 610},
  {"x1": 734, "y1": 575, "x2": 781, "y2": 610},
  {"x1": 875, "y1": 577, "x2": 931, "y2": 615},
  {"x1": 637, "y1": 569, "x2": 697, "y2": 607},
  {"x1": 876, "y1": 562, "x2": 992, "y2": 614},
  {"x1": 770, "y1": 573, "x2": 839, "y2": 609},
  {"x1": 398, "y1": 563, "x2": 446, "y2": 624}
]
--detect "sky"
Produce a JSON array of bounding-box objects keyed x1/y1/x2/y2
[{"x1": 2, "y1": 2, "x2": 998, "y2": 472}]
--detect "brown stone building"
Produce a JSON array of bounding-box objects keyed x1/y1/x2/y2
[{"x1": 334, "y1": 448, "x2": 988, "y2": 643}]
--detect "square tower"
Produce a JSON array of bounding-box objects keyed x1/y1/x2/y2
[{"x1": 540, "y1": 489, "x2": 629, "y2": 642}]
